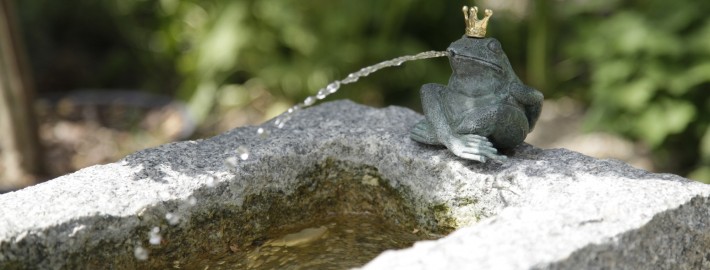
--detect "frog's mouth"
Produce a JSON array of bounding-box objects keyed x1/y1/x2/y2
[{"x1": 450, "y1": 52, "x2": 503, "y2": 73}]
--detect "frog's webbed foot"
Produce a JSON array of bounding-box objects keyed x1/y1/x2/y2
[
  {"x1": 410, "y1": 120, "x2": 443, "y2": 145},
  {"x1": 447, "y1": 134, "x2": 507, "y2": 163},
  {"x1": 410, "y1": 120, "x2": 506, "y2": 163}
]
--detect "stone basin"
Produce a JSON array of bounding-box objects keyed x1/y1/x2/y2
[{"x1": 1, "y1": 100, "x2": 709, "y2": 269}]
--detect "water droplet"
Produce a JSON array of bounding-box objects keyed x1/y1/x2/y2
[
  {"x1": 149, "y1": 227, "x2": 162, "y2": 245},
  {"x1": 236, "y1": 146, "x2": 249, "y2": 160},
  {"x1": 304, "y1": 96, "x2": 316, "y2": 106},
  {"x1": 257, "y1": 127, "x2": 269, "y2": 139},
  {"x1": 342, "y1": 73, "x2": 358, "y2": 84},
  {"x1": 316, "y1": 89, "x2": 327, "y2": 100},
  {"x1": 206, "y1": 176, "x2": 216, "y2": 187},
  {"x1": 295, "y1": 50, "x2": 447, "y2": 110},
  {"x1": 276, "y1": 116, "x2": 289, "y2": 128},
  {"x1": 224, "y1": 157, "x2": 238, "y2": 168},
  {"x1": 134, "y1": 246, "x2": 149, "y2": 260},
  {"x1": 165, "y1": 212, "x2": 181, "y2": 225},
  {"x1": 158, "y1": 191, "x2": 171, "y2": 200},
  {"x1": 187, "y1": 196, "x2": 197, "y2": 206},
  {"x1": 326, "y1": 81, "x2": 340, "y2": 94}
]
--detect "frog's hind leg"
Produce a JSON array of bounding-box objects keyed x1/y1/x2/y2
[
  {"x1": 410, "y1": 120, "x2": 443, "y2": 145},
  {"x1": 490, "y1": 105, "x2": 530, "y2": 149}
]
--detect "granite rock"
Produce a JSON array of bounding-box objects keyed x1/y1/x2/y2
[{"x1": 0, "y1": 100, "x2": 708, "y2": 269}]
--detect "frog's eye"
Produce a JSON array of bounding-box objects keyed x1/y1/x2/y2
[{"x1": 487, "y1": 40, "x2": 502, "y2": 54}]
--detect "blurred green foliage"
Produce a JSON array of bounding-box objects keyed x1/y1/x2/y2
[
  {"x1": 561, "y1": 0, "x2": 710, "y2": 182},
  {"x1": 14, "y1": 0, "x2": 710, "y2": 182},
  {"x1": 73, "y1": 0, "x2": 463, "y2": 122}
]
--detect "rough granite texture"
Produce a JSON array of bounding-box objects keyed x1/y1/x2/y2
[{"x1": 0, "y1": 100, "x2": 709, "y2": 269}]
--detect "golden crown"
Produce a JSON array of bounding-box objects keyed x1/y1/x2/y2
[{"x1": 462, "y1": 6, "x2": 493, "y2": 38}]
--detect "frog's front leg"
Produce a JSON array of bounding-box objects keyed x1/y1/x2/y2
[{"x1": 410, "y1": 83, "x2": 505, "y2": 162}]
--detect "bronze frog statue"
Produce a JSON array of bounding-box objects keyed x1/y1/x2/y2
[{"x1": 410, "y1": 6, "x2": 543, "y2": 162}]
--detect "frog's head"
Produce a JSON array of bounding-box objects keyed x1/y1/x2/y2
[{"x1": 446, "y1": 36, "x2": 513, "y2": 80}]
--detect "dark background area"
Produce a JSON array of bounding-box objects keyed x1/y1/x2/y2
[{"x1": 1, "y1": 0, "x2": 710, "y2": 191}]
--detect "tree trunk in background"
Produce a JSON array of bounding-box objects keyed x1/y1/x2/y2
[{"x1": 0, "y1": 0, "x2": 42, "y2": 189}]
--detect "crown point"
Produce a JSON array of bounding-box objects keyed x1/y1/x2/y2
[{"x1": 463, "y1": 6, "x2": 493, "y2": 38}]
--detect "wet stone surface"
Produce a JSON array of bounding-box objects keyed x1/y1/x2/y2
[{"x1": 190, "y1": 213, "x2": 438, "y2": 270}]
